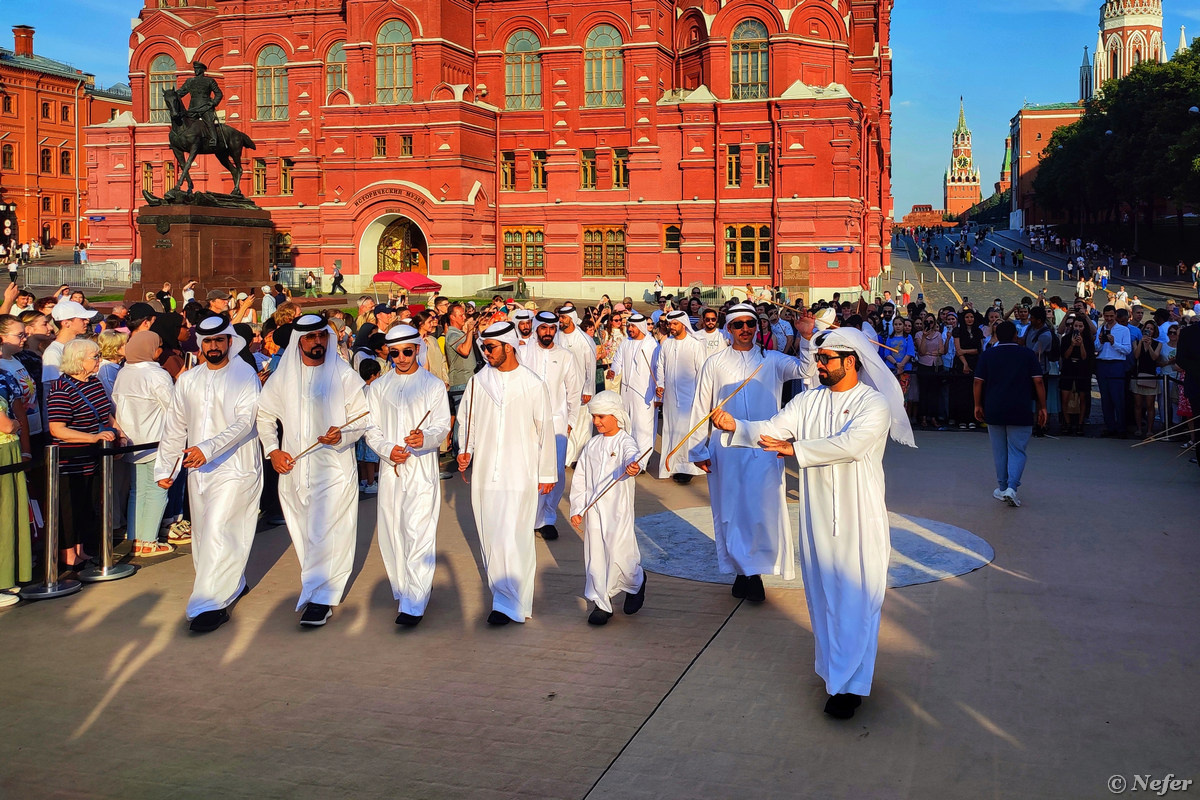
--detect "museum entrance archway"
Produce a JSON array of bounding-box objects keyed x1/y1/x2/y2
[{"x1": 376, "y1": 216, "x2": 427, "y2": 274}]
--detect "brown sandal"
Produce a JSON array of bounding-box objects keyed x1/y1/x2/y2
[{"x1": 135, "y1": 542, "x2": 177, "y2": 558}]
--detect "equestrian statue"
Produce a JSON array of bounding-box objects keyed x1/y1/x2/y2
[{"x1": 144, "y1": 61, "x2": 258, "y2": 207}]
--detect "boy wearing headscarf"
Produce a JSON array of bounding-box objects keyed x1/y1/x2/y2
[
  {"x1": 712, "y1": 326, "x2": 915, "y2": 719},
  {"x1": 155, "y1": 316, "x2": 263, "y2": 633},
  {"x1": 569, "y1": 391, "x2": 646, "y2": 626},
  {"x1": 257, "y1": 314, "x2": 369, "y2": 627}
]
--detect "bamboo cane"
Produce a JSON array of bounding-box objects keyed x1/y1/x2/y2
[
  {"x1": 460, "y1": 379, "x2": 476, "y2": 483},
  {"x1": 293, "y1": 411, "x2": 370, "y2": 460},
  {"x1": 665, "y1": 362, "x2": 764, "y2": 470},
  {"x1": 388, "y1": 408, "x2": 433, "y2": 475},
  {"x1": 571, "y1": 445, "x2": 655, "y2": 532},
  {"x1": 1130, "y1": 417, "x2": 1196, "y2": 447}
]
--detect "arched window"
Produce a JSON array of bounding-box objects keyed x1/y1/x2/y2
[
  {"x1": 325, "y1": 41, "x2": 347, "y2": 95},
  {"x1": 584, "y1": 25, "x2": 624, "y2": 107},
  {"x1": 62, "y1": 223, "x2": 71, "y2": 241},
  {"x1": 504, "y1": 30, "x2": 542, "y2": 110},
  {"x1": 256, "y1": 45, "x2": 289, "y2": 120},
  {"x1": 376, "y1": 20, "x2": 414, "y2": 104},
  {"x1": 1, "y1": 144, "x2": 13, "y2": 171},
  {"x1": 148, "y1": 54, "x2": 176, "y2": 123},
  {"x1": 60, "y1": 150, "x2": 72, "y2": 176},
  {"x1": 40, "y1": 148, "x2": 52, "y2": 174},
  {"x1": 731, "y1": 19, "x2": 769, "y2": 99}
]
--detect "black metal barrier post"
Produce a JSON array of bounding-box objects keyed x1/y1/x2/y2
[
  {"x1": 20, "y1": 444, "x2": 83, "y2": 600},
  {"x1": 79, "y1": 440, "x2": 136, "y2": 584}
]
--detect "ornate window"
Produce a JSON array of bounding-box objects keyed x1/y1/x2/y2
[
  {"x1": 326, "y1": 41, "x2": 347, "y2": 96},
  {"x1": 279, "y1": 158, "x2": 293, "y2": 195},
  {"x1": 142, "y1": 162, "x2": 154, "y2": 194},
  {"x1": 612, "y1": 148, "x2": 629, "y2": 189},
  {"x1": 731, "y1": 20, "x2": 769, "y2": 100},
  {"x1": 663, "y1": 224, "x2": 681, "y2": 251},
  {"x1": 40, "y1": 149, "x2": 52, "y2": 173},
  {"x1": 271, "y1": 232, "x2": 293, "y2": 265},
  {"x1": 376, "y1": 20, "x2": 414, "y2": 104},
  {"x1": 1, "y1": 144, "x2": 13, "y2": 171},
  {"x1": 504, "y1": 30, "x2": 542, "y2": 110},
  {"x1": 41, "y1": 102, "x2": 51, "y2": 119},
  {"x1": 726, "y1": 145, "x2": 741, "y2": 187},
  {"x1": 583, "y1": 227, "x2": 626, "y2": 277},
  {"x1": 531, "y1": 151, "x2": 547, "y2": 189},
  {"x1": 400, "y1": 135, "x2": 413, "y2": 156},
  {"x1": 42, "y1": 197, "x2": 52, "y2": 213},
  {"x1": 164, "y1": 161, "x2": 175, "y2": 191},
  {"x1": 60, "y1": 151, "x2": 71, "y2": 176},
  {"x1": 252, "y1": 158, "x2": 267, "y2": 195},
  {"x1": 755, "y1": 143, "x2": 771, "y2": 186},
  {"x1": 724, "y1": 224, "x2": 771, "y2": 277},
  {"x1": 2, "y1": 96, "x2": 13, "y2": 114},
  {"x1": 500, "y1": 152, "x2": 516, "y2": 190},
  {"x1": 62, "y1": 197, "x2": 71, "y2": 213},
  {"x1": 256, "y1": 45, "x2": 289, "y2": 120},
  {"x1": 580, "y1": 149, "x2": 597, "y2": 189},
  {"x1": 502, "y1": 227, "x2": 545, "y2": 277},
  {"x1": 584, "y1": 25, "x2": 624, "y2": 107},
  {"x1": 374, "y1": 136, "x2": 387, "y2": 157},
  {"x1": 61, "y1": 105, "x2": 71, "y2": 123},
  {"x1": 62, "y1": 223, "x2": 71, "y2": 241},
  {"x1": 149, "y1": 55, "x2": 177, "y2": 123}
]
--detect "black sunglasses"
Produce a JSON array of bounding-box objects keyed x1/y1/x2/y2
[
  {"x1": 815, "y1": 352, "x2": 848, "y2": 365},
  {"x1": 387, "y1": 347, "x2": 418, "y2": 359},
  {"x1": 727, "y1": 320, "x2": 754, "y2": 330},
  {"x1": 480, "y1": 343, "x2": 503, "y2": 353}
]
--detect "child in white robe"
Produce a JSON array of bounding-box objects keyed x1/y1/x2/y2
[{"x1": 569, "y1": 391, "x2": 646, "y2": 625}]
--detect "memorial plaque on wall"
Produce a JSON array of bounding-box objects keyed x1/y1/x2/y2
[{"x1": 781, "y1": 253, "x2": 810, "y2": 302}]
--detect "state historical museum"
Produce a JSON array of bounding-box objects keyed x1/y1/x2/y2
[{"x1": 86, "y1": 0, "x2": 893, "y2": 300}]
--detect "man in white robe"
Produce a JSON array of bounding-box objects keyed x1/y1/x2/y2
[
  {"x1": 520, "y1": 311, "x2": 582, "y2": 540},
  {"x1": 457, "y1": 321, "x2": 557, "y2": 624},
  {"x1": 655, "y1": 309, "x2": 706, "y2": 482},
  {"x1": 258, "y1": 314, "x2": 368, "y2": 627},
  {"x1": 687, "y1": 304, "x2": 806, "y2": 602},
  {"x1": 512, "y1": 308, "x2": 534, "y2": 358},
  {"x1": 568, "y1": 391, "x2": 645, "y2": 625},
  {"x1": 712, "y1": 326, "x2": 915, "y2": 719},
  {"x1": 694, "y1": 307, "x2": 729, "y2": 359},
  {"x1": 363, "y1": 325, "x2": 452, "y2": 626},
  {"x1": 796, "y1": 307, "x2": 839, "y2": 390},
  {"x1": 555, "y1": 303, "x2": 596, "y2": 464},
  {"x1": 155, "y1": 316, "x2": 263, "y2": 633},
  {"x1": 606, "y1": 312, "x2": 658, "y2": 470}
]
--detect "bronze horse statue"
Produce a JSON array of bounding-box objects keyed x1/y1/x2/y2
[{"x1": 163, "y1": 88, "x2": 256, "y2": 197}]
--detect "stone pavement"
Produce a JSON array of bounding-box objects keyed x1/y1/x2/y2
[{"x1": 2, "y1": 432, "x2": 1197, "y2": 799}]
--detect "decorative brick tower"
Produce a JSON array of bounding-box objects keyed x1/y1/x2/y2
[
  {"x1": 995, "y1": 137, "x2": 1012, "y2": 195},
  {"x1": 944, "y1": 98, "x2": 981, "y2": 217},
  {"x1": 1093, "y1": 0, "x2": 1164, "y2": 91}
]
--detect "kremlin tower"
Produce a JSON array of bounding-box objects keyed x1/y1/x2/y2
[{"x1": 944, "y1": 99, "x2": 982, "y2": 217}]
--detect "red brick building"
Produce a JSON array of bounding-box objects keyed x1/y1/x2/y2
[
  {"x1": 85, "y1": 0, "x2": 894, "y2": 300},
  {"x1": 943, "y1": 99, "x2": 981, "y2": 218},
  {"x1": 0, "y1": 26, "x2": 132, "y2": 252}
]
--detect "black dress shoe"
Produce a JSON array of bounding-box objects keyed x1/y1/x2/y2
[
  {"x1": 395, "y1": 612, "x2": 423, "y2": 627},
  {"x1": 189, "y1": 608, "x2": 230, "y2": 633},
  {"x1": 745, "y1": 575, "x2": 766, "y2": 603},
  {"x1": 732, "y1": 574, "x2": 748, "y2": 599},
  {"x1": 588, "y1": 607, "x2": 612, "y2": 626},
  {"x1": 623, "y1": 575, "x2": 646, "y2": 615},
  {"x1": 299, "y1": 603, "x2": 332, "y2": 627},
  {"x1": 671, "y1": 474, "x2": 693, "y2": 485},
  {"x1": 538, "y1": 524, "x2": 559, "y2": 541},
  {"x1": 823, "y1": 693, "x2": 863, "y2": 719},
  {"x1": 487, "y1": 610, "x2": 512, "y2": 626}
]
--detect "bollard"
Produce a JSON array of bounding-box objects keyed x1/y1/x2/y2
[
  {"x1": 19, "y1": 445, "x2": 82, "y2": 600},
  {"x1": 80, "y1": 441, "x2": 135, "y2": 583},
  {"x1": 1029, "y1": 270, "x2": 1033, "y2": 282},
  {"x1": 1045, "y1": 270, "x2": 1049, "y2": 282},
  {"x1": 1159, "y1": 265, "x2": 1163, "y2": 278},
  {"x1": 1142, "y1": 265, "x2": 1146, "y2": 277},
  {"x1": 966, "y1": 272, "x2": 970, "y2": 283}
]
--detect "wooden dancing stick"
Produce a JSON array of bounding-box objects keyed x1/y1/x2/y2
[
  {"x1": 1130, "y1": 417, "x2": 1195, "y2": 447},
  {"x1": 389, "y1": 409, "x2": 433, "y2": 474},
  {"x1": 293, "y1": 411, "x2": 370, "y2": 460},
  {"x1": 460, "y1": 380, "x2": 476, "y2": 483},
  {"x1": 571, "y1": 445, "x2": 655, "y2": 532},
  {"x1": 665, "y1": 362, "x2": 764, "y2": 470}
]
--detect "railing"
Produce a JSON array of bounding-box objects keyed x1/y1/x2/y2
[{"x1": 20, "y1": 261, "x2": 133, "y2": 291}]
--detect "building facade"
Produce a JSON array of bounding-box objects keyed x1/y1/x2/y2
[
  {"x1": 84, "y1": 0, "x2": 894, "y2": 300},
  {"x1": 1093, "y1": 0, "x2": 1165, "y2": 92},
  {"x1": 0, "y1": 26, "x2": 132, "y2": 252},
  {"x1": 942, "y1": 99, "x2": 981, "y2": 218}
]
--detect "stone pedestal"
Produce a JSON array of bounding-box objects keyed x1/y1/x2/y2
[{"x1": 128, "y1": 204, "x2": 273, "y2": 304}]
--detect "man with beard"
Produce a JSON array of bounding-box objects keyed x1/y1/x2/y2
[
  {"x1": 694, "y1": 307, "x2": 728, "y2": 359},
  {"x1": 655, "y1": 309, "x2": 706, "y2": 483},
  {"x1": 555, "y1": 303, "x2": 596, "y2": 464},
  {"x1": 456, "y1": 321, "x2": 556, "y2": 624},
  {"x1": 155, "y1": 316, "x2": 263, "y2": 633},
  {"x1": 711, "y1": 326, "x2": 915, "y2": 719},
  {"x1": 606, "y1": 312, "x2": 658, "y2": 470},
  {"x1": 519, "y1": 311, "x2": 582, "y2": 540},
  {"x1": 257, "y1": 314, "x2": 368, "y2": 627},
  {"x1": 511, "y1": 308, "x2": 535, "y2": 356},
  {"x1": 363, "y1": 324, "x2": 451, "y2": 626},
  {"x1": 687, "y1": 304, "x2": 807, "y2": 602}
]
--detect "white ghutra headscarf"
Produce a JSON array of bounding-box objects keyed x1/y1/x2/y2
[{"x1": 812, "y1": 326, "x2": 916, "y2": 448}]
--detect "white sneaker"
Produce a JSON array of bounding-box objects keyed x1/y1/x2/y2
[
  {"x1": 1001, "y1": 488, "x2": 1020, "y2": 507},
  {"x1": 993, "y1": 488, "x2": 1005, "y2": 501},
  {"x1": 363, "y1": 482, "x2": 379, "y2": 495},
  {"x1": 0, "y1": 592, "x2": 19, "y2": 608}
]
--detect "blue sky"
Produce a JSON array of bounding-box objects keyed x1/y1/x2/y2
[{"x1": 4, "y1": 0, "x2": 1196, "y2": 217}]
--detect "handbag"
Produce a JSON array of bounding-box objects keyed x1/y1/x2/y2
[{"x1": 1065, "y1": 391, "x2": 1081, "y2": 414}]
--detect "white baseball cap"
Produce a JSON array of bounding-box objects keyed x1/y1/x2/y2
[{"x1": 50, "y1": 299, "x2": 100, "y2": 322}]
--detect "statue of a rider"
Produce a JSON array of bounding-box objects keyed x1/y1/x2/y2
[{"x1": 179, "y1": 60, "x2": 223, "y2": 148}]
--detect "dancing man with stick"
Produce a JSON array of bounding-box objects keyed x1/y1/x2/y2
[
  {"x1": 686, "y1": 303, "x2": 809, "y2": 603},
  {"x1": 258, "y1": 314, "x2": 369, "y2": 628},
  {"x1": 362, "y1": 325, "x2": 451, "y2": 626},
  {"x1": 456, "y1": 321, "x2": 557, "y2": 625}
]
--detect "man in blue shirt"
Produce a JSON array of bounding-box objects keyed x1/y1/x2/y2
[
  {"x1": 974, "y1": 321, "x2": 1047, "y2": 508},
  {"x1": 1095, "y1": 305, "x2": 1132, "y2": 437}
]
